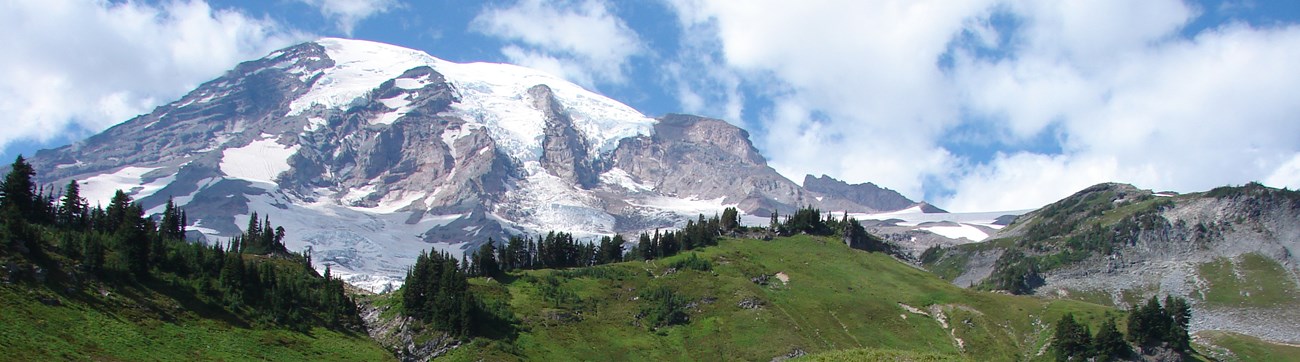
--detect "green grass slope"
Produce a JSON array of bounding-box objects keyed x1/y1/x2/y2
[
  {"x1": 0, "y1": 280, "x2": 393, "y2": 361},
  {"x1": 407, "y1": 235, "x2": 1123, "y2": 361}
]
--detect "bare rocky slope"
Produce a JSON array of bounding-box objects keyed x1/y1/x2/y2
[{"x1": 922, "y1": 182, "x2": 1300, "y2": 343}]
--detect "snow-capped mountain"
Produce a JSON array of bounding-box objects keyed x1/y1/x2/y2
[{"x1": 26, "y1": 38, "x2": 941, "y2": 291}]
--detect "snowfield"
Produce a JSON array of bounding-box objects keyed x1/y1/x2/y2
[
  {"x1": 291, "y1": 38, "x2": 655, "y2": 163},
  {"x1": 219, "y1": 137, "x2": 298, "y2": 184}
]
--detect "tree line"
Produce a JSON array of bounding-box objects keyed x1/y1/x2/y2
[{"x1": 0, "y1": 156, "x2": 359, "y2": 331}]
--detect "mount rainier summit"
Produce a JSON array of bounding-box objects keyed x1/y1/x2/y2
[{"x1": 24, "y1": 38, "x2": 942, "y2": 292}]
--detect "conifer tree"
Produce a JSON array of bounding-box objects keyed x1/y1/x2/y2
[
  {"x1": 0, "y1": 155, "x2": 38, "y2": 222},
  {"x1": 1052, "y1": 313, "x2": 1092, "y2": 361},
  {"x1": 1092, "y1": 317, "x2": 1128, "y2": 361},
  {"x1": 58, "y1": 180, "x2": 86, "y2": 230}
]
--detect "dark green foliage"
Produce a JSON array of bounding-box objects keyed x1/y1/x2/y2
[
  {"x1": 985, "y1": 250, "x2": 1041, "y2": 294},
  {"x1": 536, "y1": 274, "x2": 582, "y2": 308},
  {"x1": 471, "y1": 241, "x2": 501, "y2": 278},
  {"x1": 919, "y1": 245, "x2": 943, "y2": 264},
  {"x1": 57, "y1": 180, "x2": 87, "y2": 230},
  {"x1": 636, "y1": 232, "x2": 654, "y2": 261},
  {"x1": 0, "y1": 156, "x2": 39, "y2": 224},
  {"x1": 1206, "y1": 181, "x2": 1300, "y2": 206},
  {"x1": 596, "y1": 235, "x2": 624, "y2": 265},
  {"x1": 0, "y1": 162, "x2": 361, "y2": 333},
  {"x1": 1092, "y1": 318, "x2": 1128, "y2": 361},
  {"x1": 843, "y1": 218, "x2": 899, "y2": 255},
  {"x1": 232, "y1": 212, "x2": 289, "y2": 255},
  {"x1": 782, "y1": 205, "x2": 833, "y2": 236},
  {"x1": 1126, "y1": 295, "x2": 1191, "y2": 353},
  {"x1": 720, "y1": 207, "x2": 739, "y2": 233},
  {"x1": 402, "y1": 250, "x2": 474, "y2": 336},
  {"x1": 638, "y1": 285, "x2": 688, "y2": 329},
  {"x1": 1052, "y1": 313, "x2": 1091, "y2": 361},
  {"x1": 1165, "y1": 295, "x2": 1192, "y2": 352},
  {"x1": 1127, "y1": 297, "x2": 1167, "y2": 346},
  {"x1": 668, "y1": 253, "x2": 711, "y2": 272}
]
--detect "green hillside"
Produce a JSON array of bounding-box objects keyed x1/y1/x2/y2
[
  {"x1": 0, "y1": 281, "x2": 392, "y2": 361},
  {"x1": 378, "y1": 235, "x2": 1124, "y2": 361},
  {"x1": 0, "y1": 156, "x2": 392, "y2": 361}
]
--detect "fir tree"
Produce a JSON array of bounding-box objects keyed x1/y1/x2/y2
[
  {"x1": 58, "y1": 180, "x2": 86, "y2": 230},
  {"x1": 1052, "y1": 313, "x2": 1092, "y2": 361},
  {"x1": 1092, "y1": 317, "x2": 1128, "y2": 361},
  {"x1": 0, "y1": 155, "x2": 38, "y2": 222}
]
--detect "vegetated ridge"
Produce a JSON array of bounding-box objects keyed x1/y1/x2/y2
[{"x1": 921, "y1": 182, "x2": 1300, "y2": 346}]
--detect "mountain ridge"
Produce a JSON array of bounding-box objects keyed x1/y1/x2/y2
[
  {"x1": 921, "y1": 181, "x2": 1300, "y2": 344},
  {"x1": 21, "y1": 38, "x2": 947, "y2": 292}
]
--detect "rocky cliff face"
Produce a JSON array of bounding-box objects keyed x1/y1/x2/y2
[
  {"x1": 802, "y1": 174, "x2": 939, "y2": 213},
  {"x1": 20, "y1": 38, "x2": 922, "y2": 292},
  {"x1": 924, "y1": 182, "x2": 1300, "y2": 343}
]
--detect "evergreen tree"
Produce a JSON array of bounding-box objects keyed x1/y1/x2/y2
[
  {"x1": 0, "y1": 155, "x2": 38, "y2": 222},
  {"x1": 1165, "y1": 295, "x2": 1192, "y2": 352},
  {"x1": 58, "y1": 180, "x2": 86, "y2": 230},
  {"x1": 1092, "y1": 317, "x2": 1128, "y2": 361},
  {"x1": 1052, "y1": 313, "x2": 1092, "y2": 361},
  {"x1": 1127, "y1": 296, "x2": 1169, "y2": 346},
  {"x1": 637, "y1": 232, "x2": 653, "y2": 261},
  {"x1": 720, "y1": 207, "x2": 739, "y2": 232},
  {"x1": 473, "y1": 241, "x2": 501, "y2": 278}
]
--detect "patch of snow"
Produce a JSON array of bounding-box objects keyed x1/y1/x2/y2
[
  {"x1": 600, "y1": 168, "x2": 653, "y2": 192},
  {"x1": 379, "y1": 95, "x2": 409, "y2": 110},
  {"x1": 288, "y1": 39, "x2": 430, "y2": 116},
  {"x1": 79, "y1": 166, "x2": 163, "y2": 206},
  {"x1": 919, "y1": 223, "x2": 991, "y2": 242},
  {"x1": 305, "y1": 117, "x2": 328, "y2": 132},
  {"x1": 54, "y1": 161, "x2": 85, "y2": 170},
  {"x1": 394, "y1": 76, "x2": 430, "y2": 90},
  {"x1": 440, "y1": 124, "x2": 476, "y2": 157},
  {"x1": 220, "y1": 136, "x2": 299, "y2": 184}
]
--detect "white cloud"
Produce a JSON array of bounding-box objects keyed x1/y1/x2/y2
[
  {"x1": 1265, "y1": 153, "x2": 1300, "y2": 190},
  {"x1": 666, "y1": 0, "x2": 1300, "y2": 212},
  {"x1": 472, "y1": 0, "x2": 643, "y2": 87},
  {"x1": 295, "y1": 0, "x2": 399, "y2": 36},
  {"x1": 667, "y1": 0, "x2": 994, "y2": 199},
  {"x1": 0, "y1": 0, "x2": 307, "y2": 157}
]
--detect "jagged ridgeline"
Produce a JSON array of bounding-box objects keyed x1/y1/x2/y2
[{"x1": 0, "y1": 156, "x2": 389, "y2": 360}]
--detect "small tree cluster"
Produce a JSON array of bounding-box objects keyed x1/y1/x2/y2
[
  {"x1": 402, "y1": 250, "x2": 474, "y2": 336},
  {"x1": 230, "y1": 211, "x2": 287, "y2": 255},
  {"x1": 1127, "y1": 296, "x2": 1192, "y2": 352},
  {"x1": 1051, "y1": 313, "x2": 1128, "y2": 361},
  {"x1": 1052, "y1": 295, "x2": 1193, "y2": 361}
]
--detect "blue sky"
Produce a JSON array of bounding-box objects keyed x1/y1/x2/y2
[{"x1": 3, "y1": 0, "x2": 1300, "y2": 211}]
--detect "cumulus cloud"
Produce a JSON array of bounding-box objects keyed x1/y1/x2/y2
[
  {"x1": 472, "y1": 0, "x2": 643, "y2": 88},
  {"x1": 295, "y1": 0, "x2": 399, "y2": 36},
  {"x1": 0, "y1": 0, "x2": 306, "y2": 157},
  {"x1": 666, "y1": 0, "x2": 1300, "y2": 211}
]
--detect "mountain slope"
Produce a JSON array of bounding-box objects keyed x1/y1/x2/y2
[
  {"x1": 22, "y1": 38, "x2": 927, "y2": 292},
  {"x1": 367, "y1": 235, "x2": 1120, "y2": 361},
  {"x1": 921, "y1": 182, "x2": 1300, "y2": 344},
  {"x1": 367, "y1": 234, "x2": 1294, "y2": 361}
]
